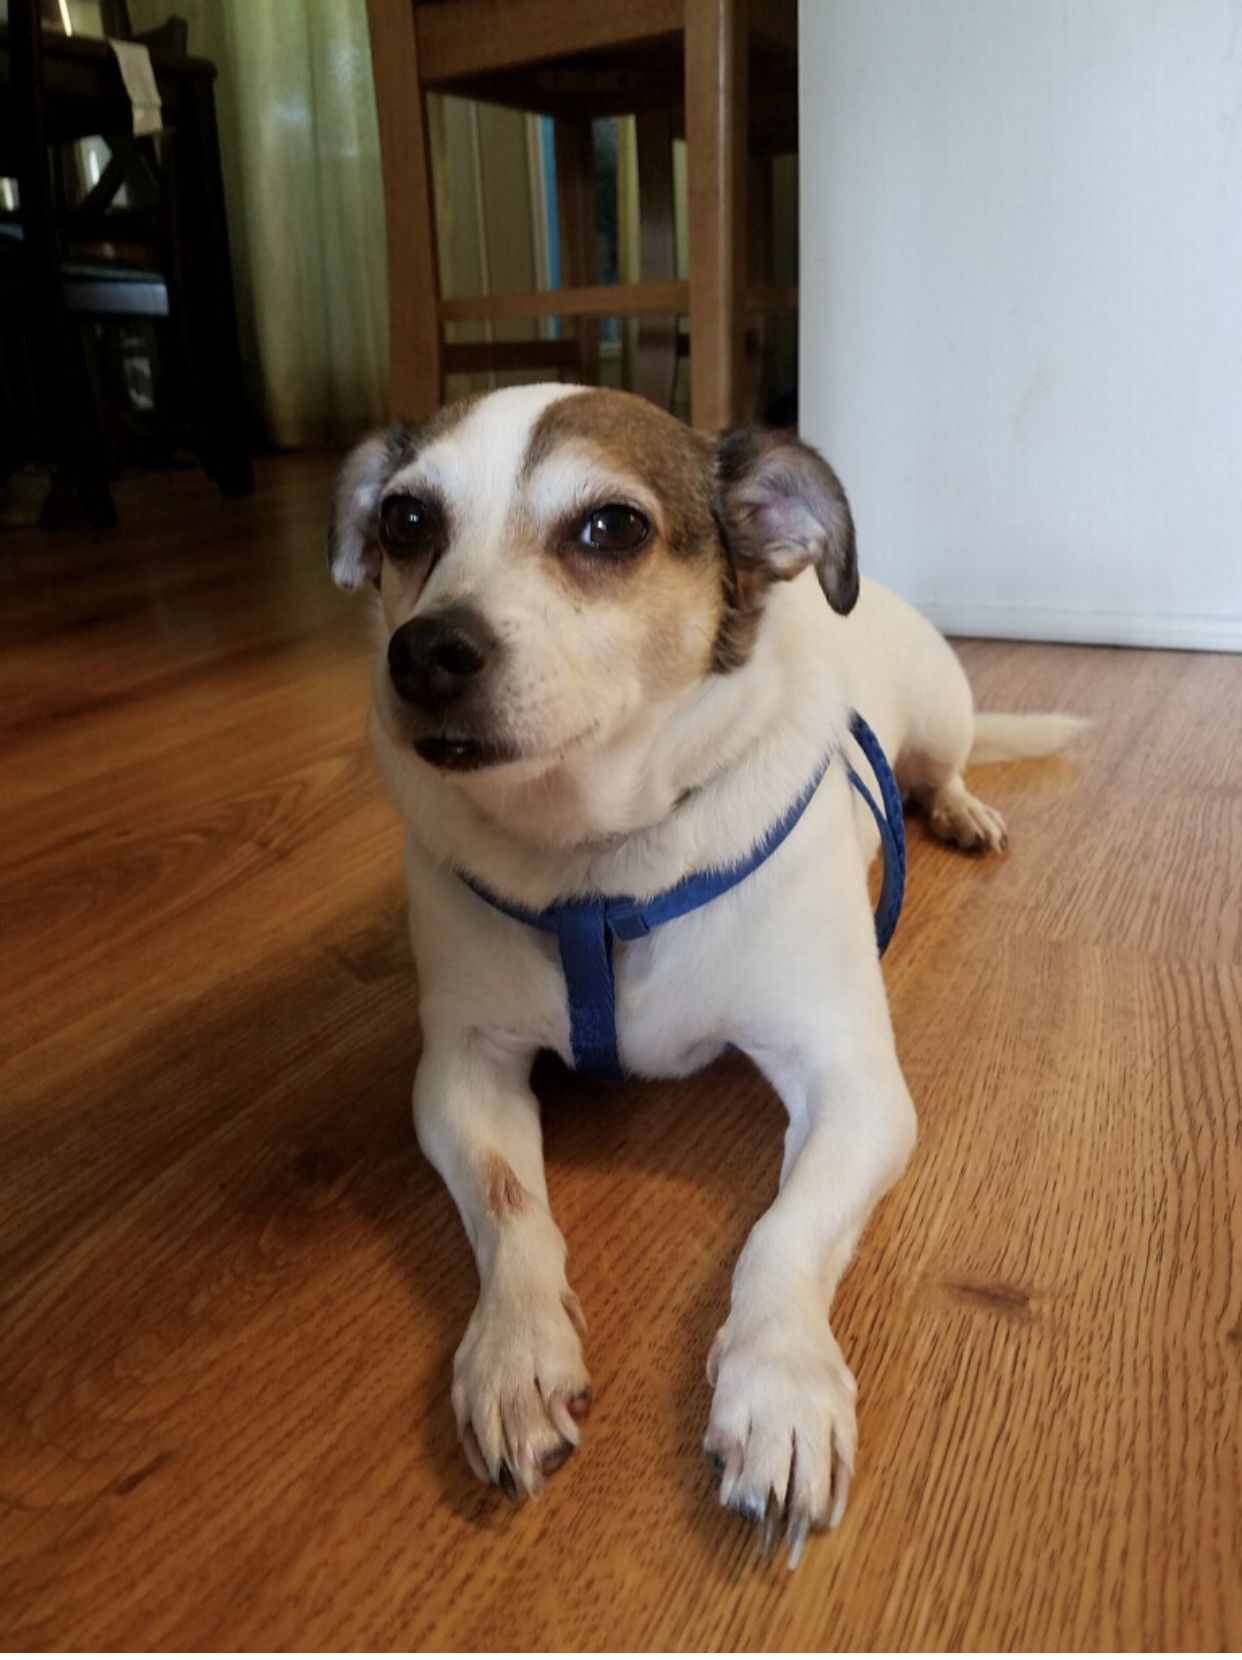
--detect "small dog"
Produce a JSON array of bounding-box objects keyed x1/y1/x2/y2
[{"x1": 328, "y1": 384, "x2": 1079, "y2": 1565}]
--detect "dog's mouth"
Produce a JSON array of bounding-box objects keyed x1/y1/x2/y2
[{"x1": 413, "y1": 735, "x2": 520, "y2": 772}]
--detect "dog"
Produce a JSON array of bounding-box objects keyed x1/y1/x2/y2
[{"x1": 327, "y1": 383, "x2": 1080, "y2": 1566}]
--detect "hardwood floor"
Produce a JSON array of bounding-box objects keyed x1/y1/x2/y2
[{"x1": 1, "y1": 457, "x2": 1238, "y2": 1650}]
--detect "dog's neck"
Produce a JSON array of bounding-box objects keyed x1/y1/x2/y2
[{"x1": 373, "y1": 580, "x2": 850, "y2": 907}]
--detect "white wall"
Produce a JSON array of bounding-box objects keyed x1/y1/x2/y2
[{"x1": 798, "y1": 0, "x2": 1242, "y2": 649}]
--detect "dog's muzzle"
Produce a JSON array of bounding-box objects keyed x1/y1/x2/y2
[
  {"x1": 387, "y1": 606, "x2": 497, "y2": 713},
  {"x1": 386, "y1": 607, "x2": 514, "y2": 771}
]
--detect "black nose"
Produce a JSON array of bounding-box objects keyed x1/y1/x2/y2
[{"x1": 387, "y1": 608, "x2": 497, "y2": 711}]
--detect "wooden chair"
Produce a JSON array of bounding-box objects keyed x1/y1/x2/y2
[
  {"x1": 364, "y1": 0, "x2": 797, "y2": 431},
  {"x1": 0, "y1": 0, "x2": 252, "y2": 525}
]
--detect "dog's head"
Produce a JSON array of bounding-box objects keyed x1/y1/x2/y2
[{"x1": 328, "y1": 385, "x2": 856, "y2": 779}]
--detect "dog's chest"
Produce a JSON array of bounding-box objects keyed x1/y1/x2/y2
[
  {"x1": 611, "y1": 905, "x2": 739, "y2": 1077},
  {"x1": 415, "y1": 773, "x2": 870, "y2": 1080},
  {"x1": 606, "y1": 821, "x2": 844, "y2": 1077}
]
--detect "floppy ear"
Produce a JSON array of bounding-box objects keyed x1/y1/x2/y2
[
  {"x1": 326, "y1": 422, "x2": 410, "y2": 591},
  {"x1": 714, "y1": 427, "x2": 859, "y2": 615}
]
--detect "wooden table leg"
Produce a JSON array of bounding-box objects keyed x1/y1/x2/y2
[
  {"x1": 633, "y1": 109, "x2": 679, "y2": 412},
  {"x1": 554, "y1": 117, "x2": 600, "y2": 386},
  {"x1": 685, "y1": 0, "x2": 747, "y2": 432},
  {"x1": 170, "y1": 73, "x2": 254, "y2": 496},
  {"x1": 366, "y1": 0, "x2": 444, "y2": 420}
]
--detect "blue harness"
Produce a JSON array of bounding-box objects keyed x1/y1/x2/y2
[{"x1": 460, "y1": 712, "x2": 905, "y2": 1081}]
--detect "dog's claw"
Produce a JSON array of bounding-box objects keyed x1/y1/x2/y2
[
  {"x1": 761, "y1": 1493, "x2": 780, "y2": 1554},
  {"x1": 539, "y1": 1437, "x2": 575, "y2": 1476},
  {"x1": 460, "y1": 1422, "x2": 490, "y2": 1485},
  {"x1": 496, "y1": 1461, "x2": 520, "y2": 1504},
  {"x1": 713, "y1": 1444, "x2": 745, "y2": 1508},
  {"x1": 829, "y1": 1448, "x2": 853, "y2": 1530},
  {"x1": 547, "y1": 1390, "x2": 585, "y2": 1447},
  {"x1": 786, "y1": 1514, "x2": 809, "y2": 1571}
]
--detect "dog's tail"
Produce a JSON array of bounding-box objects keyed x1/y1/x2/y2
[{"x1": 969, "y1": 712, "x2": 1088, "y2": 764}]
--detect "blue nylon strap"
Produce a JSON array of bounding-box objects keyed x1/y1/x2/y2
[
  {"x1": 458, "y1": 709, "x2": 905, "y2": 1079},
  {"x1": 551, "y1": 901, "x2": 622, "y2": 1079},
  {"x1": 845, "y1": 711, "x2": 907, "y2": 955}
]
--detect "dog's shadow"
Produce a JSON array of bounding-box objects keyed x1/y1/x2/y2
[
  {"x1": 172, "y1": 890, "x2": 798, "y2": 1553},
  {"x1": 21, "y1": 881, "x2": 859, "y2": 1582}
]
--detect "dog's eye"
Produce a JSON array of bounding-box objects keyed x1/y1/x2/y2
[
  {"x1": 379, "y1": 493, "x2": 437, "y2": 556},
  {"x1": 578, "y1": 504, "x2": 650, "y2": 554}
]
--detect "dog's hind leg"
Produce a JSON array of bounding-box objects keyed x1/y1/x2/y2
[
  {"x1": 414, "y1": 1031, "x2": 591, "y2": 1502},
  {"x1": 910, "y1": 773, "x2": 1010, "y2": 853},
  {"x1": 892, "y1": 631, "x2": 1011, "y2": 853}
]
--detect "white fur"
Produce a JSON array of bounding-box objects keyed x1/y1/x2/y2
[{"x1": 334, "y1": 384, "x2": 1079, "y2": 1561}]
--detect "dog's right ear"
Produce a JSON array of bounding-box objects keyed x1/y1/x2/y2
[
  {"x1": 326, "y1": 422, "x2": 411, "y2": 591},
  {"x1": 714, "y1": 426, "x2": 859, "y2": 616}
]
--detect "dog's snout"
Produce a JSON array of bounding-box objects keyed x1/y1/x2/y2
[{"x1": 388, "y1": 608, "x2": 497, "y2": 710}]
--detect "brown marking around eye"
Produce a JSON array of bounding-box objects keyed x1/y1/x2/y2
[
  {"x1": 549, "y1": 513, "x2": 658, "y2": 595},
  {"x1": 484, "y1": 1152, "x2": 529, "y2": 1220},
  {"x1": 522, "y1": 388, "x2": 715, "y2": 558},
  {"x1": 522, "y1": 388, "x2": 776, "y2": 675}
]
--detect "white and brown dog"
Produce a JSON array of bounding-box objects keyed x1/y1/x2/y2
[{"x1": 328, "y1": 383, "x2": 1079, "y2": 1565}]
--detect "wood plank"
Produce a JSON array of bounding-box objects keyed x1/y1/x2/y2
[
  {"x1": 685, "y1": 0, "x2": 747, "y2": 428},
  {"x1": 365, "y1": 0, "x2": 444, "y2": 417},
  {"x1": 0, "y1": 459, "x2": 1238, "y2": 1649},
  {"x1": 437, "y1": 280, "x2": 790, "y2": 326},
  {"x1": 439, "y1": 278, "x2": 689, "y2": 322},
  {"x1": 415, "y1": 0, "x2": 683, "y2": 83}
]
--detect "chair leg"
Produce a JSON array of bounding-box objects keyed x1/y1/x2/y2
[
  {"x1": 554, "y1": 117, "x2": 599, "y2": 385},
  {"x1": 745, "y1": 151, "x2": 775, "y2": 421},
  {"x1": 366, "y1": 0, "x2": 444, "y2": 419},
  {"x1": 633, "y1": 110, "x2": 679, "y2": 412},
  {"x1": 170, "y1": 76, "x2": 254, "y2": 495},
  {"x1": 685, "y1": 0, "x2": 748, "y2": 431},
  {"x1": 9, "y1": 0, "x2": 116, "y2": 526}
]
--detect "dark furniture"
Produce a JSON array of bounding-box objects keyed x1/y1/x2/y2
[{"x1": 0, "y1": 0, "x2": 252, "y2": 525}]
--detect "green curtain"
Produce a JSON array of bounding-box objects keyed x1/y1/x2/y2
[{"x1": 131, "y1": 0, "x2": 389, "y2": 447}]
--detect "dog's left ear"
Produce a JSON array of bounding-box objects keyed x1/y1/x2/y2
[
  {"x1": 326, "y1": 422, "x2": 410, "y2": 592},
  {"x1": 714, "y1": 427, "x2": 859, "y2": 615}
]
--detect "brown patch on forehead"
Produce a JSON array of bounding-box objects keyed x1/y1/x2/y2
[
  {"x1": 392, "y1": 392, "x2": 482, "y2": 471},
  {"x1": 521, "y1": 388, "x2": 773, "y2": 680},
  {"x1": 522, "y1": 388, "x2": 715, "y2": 555}
]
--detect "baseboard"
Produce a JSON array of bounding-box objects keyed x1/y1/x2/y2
[{"x1": 913, "y1": 601, "x2": 1242, "y2": 653}]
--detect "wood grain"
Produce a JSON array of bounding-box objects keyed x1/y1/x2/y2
[
  {"x1": 438, "y1": 278, "x2": 691, "y2": 324},
  {"x1": 1, "y1": 459, "x2": 1239, "y2": 1649},
  {"x1": 366, "y1": 0, "x2": 444, "y2": 418},
  {"x1": 685, "y1": 0, "x2": 747, "y2": 430},
  {"x1": 415, "y1": 0, "x2": 684, "y2": 85}
]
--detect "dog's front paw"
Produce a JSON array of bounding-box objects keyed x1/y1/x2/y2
[
  {"x1": 451, "y1": 1276, "x2": 591, "y2": 1502},
  {"x1": 704, "y1": 1315, "x2": 857, "y2": 1568}
]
